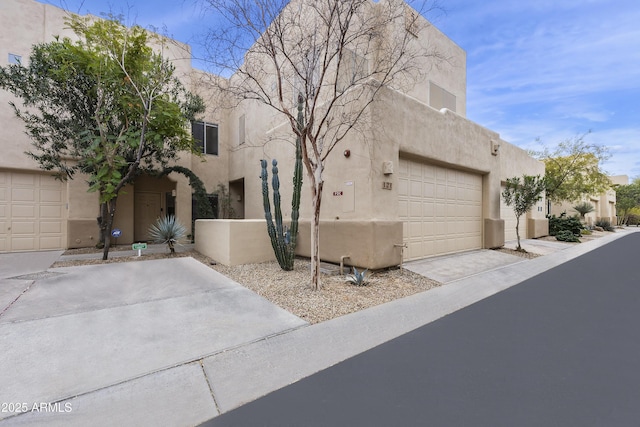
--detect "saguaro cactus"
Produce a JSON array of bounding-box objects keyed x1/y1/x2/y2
[{"x1": 261, "y1": 94, "x2": 304, "y2": 270}]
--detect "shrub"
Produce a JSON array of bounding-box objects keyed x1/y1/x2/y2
[
  {"x1": 595, "y1": 219, "x2": 614, "y2": 232},
  {"x1": 345, "y1": 267, "x2": 368, "y2": 286},
  {"x1": 547, "y1": 215, "x2": 583, "y2": 236},
  {"x1": 627, "y1": 214, "x2": 640, "y2": 226},
  {"x1": 555, "y1": 230, "x2": 580, "y2": 242},
  {"x1": 148, "y1": 215, "x2": 187, "y2": 253},
  {"x1": 580, "y1": 229, "x2": 592, "y2": 235}
]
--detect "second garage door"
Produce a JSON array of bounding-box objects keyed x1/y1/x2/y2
[
  {"x1": 398, "y1": 159, "x2": 483, "y2": 261},
  {"x1": 0, "y1": 171, "x2": 66, "y2": 252}
]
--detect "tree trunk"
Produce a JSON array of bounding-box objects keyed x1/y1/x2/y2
[
  {"x1": 101, "y1": 198, "x2": 118, "y2": 260},
  {"x1": 97, "y1": 202, "x2": 108, "y2": 248},
  {"x1": 515, "y1": 215, "x2": 521, "y2": 251},
  {"x1": 310, "y1": 179, "x2": 323, "y2": 291}
]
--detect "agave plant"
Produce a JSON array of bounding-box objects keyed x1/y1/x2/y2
[
  {"x1": 148, "y1": 215, "x2": 187, "y2": 254},
  {"x1": 572, "y1": 201, "x2": 595, "y2": 221},
  {"x1": 345, "y1": 267, "x2": 369, "y2": 286}
]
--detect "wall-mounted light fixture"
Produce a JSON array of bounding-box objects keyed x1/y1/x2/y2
[
  {"x1": 383, "y1": 161, "x2": 394, "y2": 175},
  {"x1": 491, "y1": 140, "x2": 500, "y2": 156}
]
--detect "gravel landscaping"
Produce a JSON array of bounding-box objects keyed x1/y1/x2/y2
[{"x1": 53, "y1": 249, "x2": 442, "y2": 324}]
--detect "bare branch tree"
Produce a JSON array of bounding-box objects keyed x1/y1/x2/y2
[{"x1": 200, "y1": 0, "x2": 445, "y2": 289}]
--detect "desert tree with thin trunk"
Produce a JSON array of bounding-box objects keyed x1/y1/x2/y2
[
  {"x1": 199, "y1": 0, "x2": 444, "y2": 289},
  {"x1": 502, "y1": 175, "x2": 546, "y2": 252}
]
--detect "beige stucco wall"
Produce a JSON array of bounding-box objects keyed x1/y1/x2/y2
[
  {"x1": 398, "y1": 1, "x2": 467, "y2": 116},
  {"x1": 195, "y1": 219, "x2": 403, "y2": 270},
  {"x1": 498, "y1": 137, "x2": 547, "y2": 238},
  {"x1": 0, "y1": 0, "x2": 76, "y2": 173},
  {"x1": 195, "y1": 219, "x2": 276, "y2": 265},
  {"x1": 189, "y1": 70, "x2": 231, "y2": 203}
]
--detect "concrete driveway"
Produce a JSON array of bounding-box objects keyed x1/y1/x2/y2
[
  {"x1": 404, "y1": 238, "x2": 574, "y2": 283},
  {"x1": 0, "y1": 255, "x2": 306, "y2": 426}
]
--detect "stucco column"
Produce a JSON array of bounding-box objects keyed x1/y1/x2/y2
[{"x1": 483, "y1": 172, "x2": 504, "y2": 248}]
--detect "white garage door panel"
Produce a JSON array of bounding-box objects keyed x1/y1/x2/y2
[
  {"x1": 13, "y1": 205, "x2": 35, "y2": 218},
  {"x1": 0, "y1": 171, "x2": 66, "y2": 252},
  {"x1": 399, "y1": 159, "x2": 483, "y2": 261},
  {"x1": 12, "y1": 222, "x2": 36, "y2": 234}
]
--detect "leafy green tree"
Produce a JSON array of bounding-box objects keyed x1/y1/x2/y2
[
  {"x1": 0, "y1": 16, "x2": 204, "y2": 259},
  {"x1": 502, "y1": 175, "x2": 546, "y2": 251},
  {"x1": 532, "y1": 131, "x2": 611, "y2": 210},
  {"x1": 615, "y1": 178, "x2": 640, "y2": 225}
]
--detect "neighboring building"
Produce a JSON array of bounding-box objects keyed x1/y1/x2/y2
[
  {"x1": 0, "y1": 0, "x2": 228, "y2": 252},
  {"x1": 550, "y1": 175, "x2": 627, "y2": 226},
  {"x1": 1, "y1": 0, "x2": 548, "y2": 267}
]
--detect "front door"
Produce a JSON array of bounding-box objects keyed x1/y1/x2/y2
[{"x1": 134, "y1": 192, "x2": 161, "y2": 241}]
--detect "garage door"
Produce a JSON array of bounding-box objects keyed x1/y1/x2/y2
[
  {"x1": 500, "y1": 185, "x2": 527, "y2": 242},
  {"x1": 398, "y1": 159, "x2": 483, "y2": 261},
  {"x1": 0, "y1": 171, "x2": 66, "y2": 252}
]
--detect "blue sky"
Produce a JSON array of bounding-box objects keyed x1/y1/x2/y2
[{"x1": 46, "y1": 0, "x2": 640, "y2": 179}]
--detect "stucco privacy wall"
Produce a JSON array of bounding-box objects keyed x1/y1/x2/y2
[{"x1": 195, "y1": 219, "x2": 403, "y2": 269}]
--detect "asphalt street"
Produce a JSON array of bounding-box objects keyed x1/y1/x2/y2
[{"x1": 201, "y1": 233, "x2": 640, "y2": 427}]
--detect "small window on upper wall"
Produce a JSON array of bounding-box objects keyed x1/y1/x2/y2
[
  {"x1": 191, "y1": 121, "x2": 218, "y2": 155},
  {"x1": 337, "y1": 49, "x2": 368, "y2": 93},
  {"x1": 8, "y1": 53, "x2": 21, "y2": 64},
  {"x1": 238, "y1": 114, "x2": 245, "y2": 145}
]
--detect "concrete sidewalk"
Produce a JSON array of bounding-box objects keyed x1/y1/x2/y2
[
  {"x1": 0, "y1": 229, "x2": 634, "y2": 426},
  {"x1": 0, "y1": 257, "x2": 306, "y2": 426}
]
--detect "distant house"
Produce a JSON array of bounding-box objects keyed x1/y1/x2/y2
[
  {"x1": 1, "y1": 0, "x2": 548, "y2": 269},
  {"x1": 550, "y1": 175, "x2": 627, "y2": 226}
]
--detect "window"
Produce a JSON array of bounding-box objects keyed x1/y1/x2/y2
[
  {"x1": 192, "y1": 194, "x2": 219, "y2": 221},
  {"x1": 429, "y1": 82, "x2": 456, "y2": 113},
  {"x1": 191, "y1": 121, "x2": 218, "y2": 155},
  {"x1": 337, "y1": 49, "x2": 368, "y2": 93},
  {"x1": 238, "y1": 114, "x2": 245, "y2": 145},
  {"x1": 8, "y1": 53, "x2": 21, "y2": 64}
]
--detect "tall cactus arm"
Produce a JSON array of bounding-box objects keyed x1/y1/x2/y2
[
  {"x1": 261, "y1": 159, "x2": 286, "y2": 267},
  {"x1": 288, "y1": 93, "x2": 304, "y2": 256},
  {"x1": 272, "y1": 159, "x2": 285, "y2": 243}
]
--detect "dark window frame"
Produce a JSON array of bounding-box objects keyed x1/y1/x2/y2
[{"x1": 191, "y1": 121, "x2": 219, "y2": 156}]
